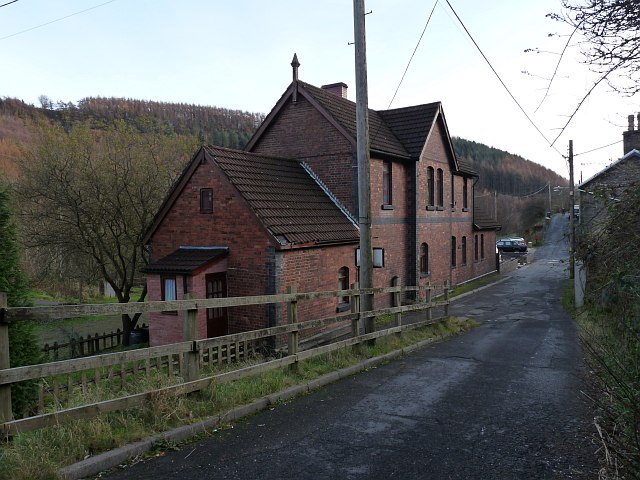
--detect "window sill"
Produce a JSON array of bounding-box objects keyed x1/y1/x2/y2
[
  {"x1": 436, "y1": 206, "x2": 444, "y2": 211},
  {"x1": 419, "y1": 272, "x2": 430, "y2": 278},
  {"x1": 426, "y1": 205, "x2": 436, "y2": 211},
  {"x1": 381, "y1": 204, "x2": 395, "y2": 210},
  {"x1": 462, "y1": 207, "x2": 469, "y2": 212},
  {"x1": 336, "y1": 303, "x2": 351, "y2": 313},
  {"x1": 451, "y1": 208, "x2": 456, "y2": 212}
]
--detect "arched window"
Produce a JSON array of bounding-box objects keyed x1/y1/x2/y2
[
  {"x1": 463, "y1": 177, "x2": 468, "y2": 210},
  {"x1": 462, "y1": 236, "x2": 467, "y2": 265},
  {"x1": 427, "y1": 167, "x2": 435, "y2": 207},
  {"x1": 451, "y1": 236, "x2": 457, "y2": 267},
  {"x1": 437, "y1": 168, "x2": 444, "y2": 207},
  {"x1": 383, "y1": 161, "x2": 392, "y2": 206},
  {"x1": 420, "y1": 243, "x2": 429, "y2": 275},
  {"x1": 338, "y1": 266, "x2": 350, "y2": 308}
]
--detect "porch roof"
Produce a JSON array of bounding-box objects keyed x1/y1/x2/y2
[{"x1": 141, "y1": 246, "x2": 228, "y2": 275}]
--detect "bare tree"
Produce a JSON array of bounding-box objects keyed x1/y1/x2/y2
[
  {"x1": 551, "y1": 0, "x2": 640, "y2": 95},
  {"x1": 15, "y1": 119, "x2": 196, "y2": 344}
]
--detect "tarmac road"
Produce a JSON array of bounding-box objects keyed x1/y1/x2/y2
[{"x1": 103, "y1": 214, "x2": 598, "y2": 479}]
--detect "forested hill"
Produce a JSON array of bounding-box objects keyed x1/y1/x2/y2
[
  {"x1": 1, "y1": 96, "x2": 566, "y2": 196},
  {"x1": 0, "y1": 96, "x2": 265, "y2": 150},
  {"x1": 452, "y1": 137, "x2": 568, "y2": 194}
]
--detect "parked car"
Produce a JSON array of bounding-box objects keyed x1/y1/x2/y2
[{"x1": 496, "y1": 238, "x2": 527, "y2": 253}]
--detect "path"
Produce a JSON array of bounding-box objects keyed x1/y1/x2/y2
[{"x1": 102, "y1": 214, "x2": 598, "y2": 479}]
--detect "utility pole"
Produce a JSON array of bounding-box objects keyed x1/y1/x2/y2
[
  {"x1": 353, "y1": 0, "x2": 374, "y2": 334},
  {"x1": 568, "y1": 140, "x2": 575, "y2": 279},
  {"x1": 547, "y1": 183, "x2": 552, "y2": 214}
]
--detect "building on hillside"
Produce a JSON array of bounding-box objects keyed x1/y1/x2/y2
[
  {"x1": 578, "y1": 113, "x2": 640, "y2": 233},
  {"x1": 142, "y1": 56, "x2": 500, "y2": 346}
]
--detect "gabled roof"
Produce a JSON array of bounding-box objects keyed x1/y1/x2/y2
[
  {"x1": 141, "y1": 247, "x2": 228, "y2": 275},
  {"x1": 298, "y1": 82, "x2": 410, "y2": 160},
  {"x1": 247, "y1": 80, "x2": 466, "y2": 172},
  {"x1": 143, "y1": 146, "x2": 360, "y2": 249},
  {"x1": 579, "y1": 148, "x2": 640, "y2": 189},
  {"x1": 206, "y1": 146, "x2": 359, "y2": 246}
]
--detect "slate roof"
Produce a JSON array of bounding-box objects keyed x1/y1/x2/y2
[
  {"x1": 141, "y1": 247, "x2": 228, "y2": 274},
  {"x1": 205, "y1": 146, "x2": 359, "y2": 246},
  {"x1": 299, "y1": 82, "x2": 411, "y2": 159},
  {"x1": 378, "y1": 103, "x2": 440, "y2": 158},
  {"x1": 473, "y1": 204, "x2": 501, "y2": 231}
]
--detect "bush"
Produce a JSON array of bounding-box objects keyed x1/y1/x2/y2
[{"x1": 8, "y1": 320, "x2": 42, "y2": 417}]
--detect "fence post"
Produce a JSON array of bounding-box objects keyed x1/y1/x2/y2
[
  {"x1": 444, "y1": 281, "x2": 450, "y2": 318},
  {"x1": 393, "y1": 277, "x2": 402, "y2": 332},
  {"x1": 350, "y1": 282, "x2": 360, "y2": 338},
  {"x1": 0, "y1": 292, "x2": 12, "y2": 423},
  {"x1": 426, "y1": 282, "x2": 432, "y2": 321},
  {"x1": 182, "y1": 293, "x2": 200, "y2": 382},
  {"x1": 287, "y1": 286, "x2": 299, "y2": 373}
]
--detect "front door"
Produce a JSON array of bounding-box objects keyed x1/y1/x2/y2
[{"x1": 206, "y1": 273, "x2": 228, "y2": 337}]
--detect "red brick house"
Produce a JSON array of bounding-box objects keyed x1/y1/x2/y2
[{"x1": 142, "y1": 58, "x2": 499, "y2": 346}]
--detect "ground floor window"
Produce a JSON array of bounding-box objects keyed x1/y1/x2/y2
[
  {"x1": 420, "y1": 242, "x2": 429, "y2": 275},
  {"x1": 338, "y1": 266, "x2": 350, "y2": 311},
  {"x1": 161, "y1": 275, "x2": 177, "y2": 315},
  {"x1": 451, "y1": 236, "x2": 457, "y2": 267},
  {"x1": 462, "y1": 236, "x2": 467, "y2": 265}
]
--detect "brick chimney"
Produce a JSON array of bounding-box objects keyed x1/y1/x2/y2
[
  {"x1": 623, "y1": 113, "x2": 640, "y2": 154},
  {"x1": 321, "y1": 82, "x2": 348, "y2": 99}
]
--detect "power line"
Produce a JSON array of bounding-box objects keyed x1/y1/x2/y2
[
  {"x1": 0, "y1": 0, "x2": 117, "y2": 41},
  {"x1": 0, "y1": 0, "x2": 19, "y2": 8},
  {"x1": 385, "y1": 1, "x2": 438, "y2": 110},
  {"x1": 443, "y1": 0, "x2": 565, "y2": 159},
  {"x1": 574, "y1": 139, "x2": 622, "y2": 157}
]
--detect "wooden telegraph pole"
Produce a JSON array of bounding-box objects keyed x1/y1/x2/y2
[
  {"x1": 353, "y1": 0, "x2": 374, "y2": 334},
  {"x1": 569, "y1": 140, "x2": 575, "y2": 279}
]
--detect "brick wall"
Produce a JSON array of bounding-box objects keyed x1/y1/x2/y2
[
  {"x1": 249, "y1": 95, "x2": 357, "y2": 214},
  {"x1": 148, "y1": 152, "x2": 278, "y2": 344}
]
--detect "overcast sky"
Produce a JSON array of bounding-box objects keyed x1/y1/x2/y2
[{"x1": 2, "y1": 0, "x2": 638, "y2": 182}]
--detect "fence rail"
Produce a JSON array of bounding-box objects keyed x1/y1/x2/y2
[{"x1": 0, "y1": 282, "x2": 450, "y2": 437}]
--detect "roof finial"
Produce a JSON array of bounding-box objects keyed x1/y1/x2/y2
[{"x1": 291, "y1": 53, "x2": 300, "y2": 82}]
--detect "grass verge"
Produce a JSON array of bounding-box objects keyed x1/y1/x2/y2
[
  {"x1": 563, "y1": 280, "x2": 640, "y2": 480},
  {"x1": 0, "y1": 317, "x2": 476, "y2": 480}
]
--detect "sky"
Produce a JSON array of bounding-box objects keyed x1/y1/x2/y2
[{"x1": 2, "y1": 0, "x2": 639, "y2": 182}]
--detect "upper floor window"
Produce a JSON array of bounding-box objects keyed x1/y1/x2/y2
[
  {"x1": 462, "y1": 236, "x2": 467, "y2": 265},
  {"x1": 451, "y1": 236, "x2": 457, "y2": 267},
  {"x1": 427, "y1": 167, "x2": 435, "y2": 207},
  {"x1": 450, "y1": 173, "x2": 455, "y2": 208},
  {"x1": 437, "y1": 169, "x2": 444, "y2": 208},
  {"x1": 463, "y1": 178, "x2": 469, "y2": 210},
  {"x1": 200, "y1": 188, "x2": 213, "y2": 213},
  {"x1": 420, "y1": 242, "x2": 429, "y2": 275},
  {"x1": 481, "y1": 234, "x2": 485, "y2": 259},
  {"x1": 383, "y1": 161, "x2": 392, "y2": 206}
]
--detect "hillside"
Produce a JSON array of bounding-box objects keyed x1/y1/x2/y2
[
  {"x1": 0, "y1": 97, "x2": 567, "y2": 213},
  {"x1": 452, "y1": 137, "x2": 567, "y2": 195}
]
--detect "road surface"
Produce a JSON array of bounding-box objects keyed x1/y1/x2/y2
[{"x1": 103, "y1": 215, "x2": 597, "y2": 479}]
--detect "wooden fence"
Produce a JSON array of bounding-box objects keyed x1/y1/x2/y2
[
  {"x1": 0, "y1": 282, "x2": 450, "y2": 437},
  {"x1": 42, "y1": 324, "x2": 149, "y2": 360}
]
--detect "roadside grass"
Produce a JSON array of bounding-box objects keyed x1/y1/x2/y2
[
  {"x1": 0, "y1": 316, "x2": 476, "y2": 480},
  {"x1": 563, "y1": 280, "x2": 640, "y2": 479},
  {"x1": 450, "y1": 273, "x2": 501, "y2": 298}
]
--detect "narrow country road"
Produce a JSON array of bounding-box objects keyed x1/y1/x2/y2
[{"x1": 103, "y1": 214, "x2": 598, "y2": 479}]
